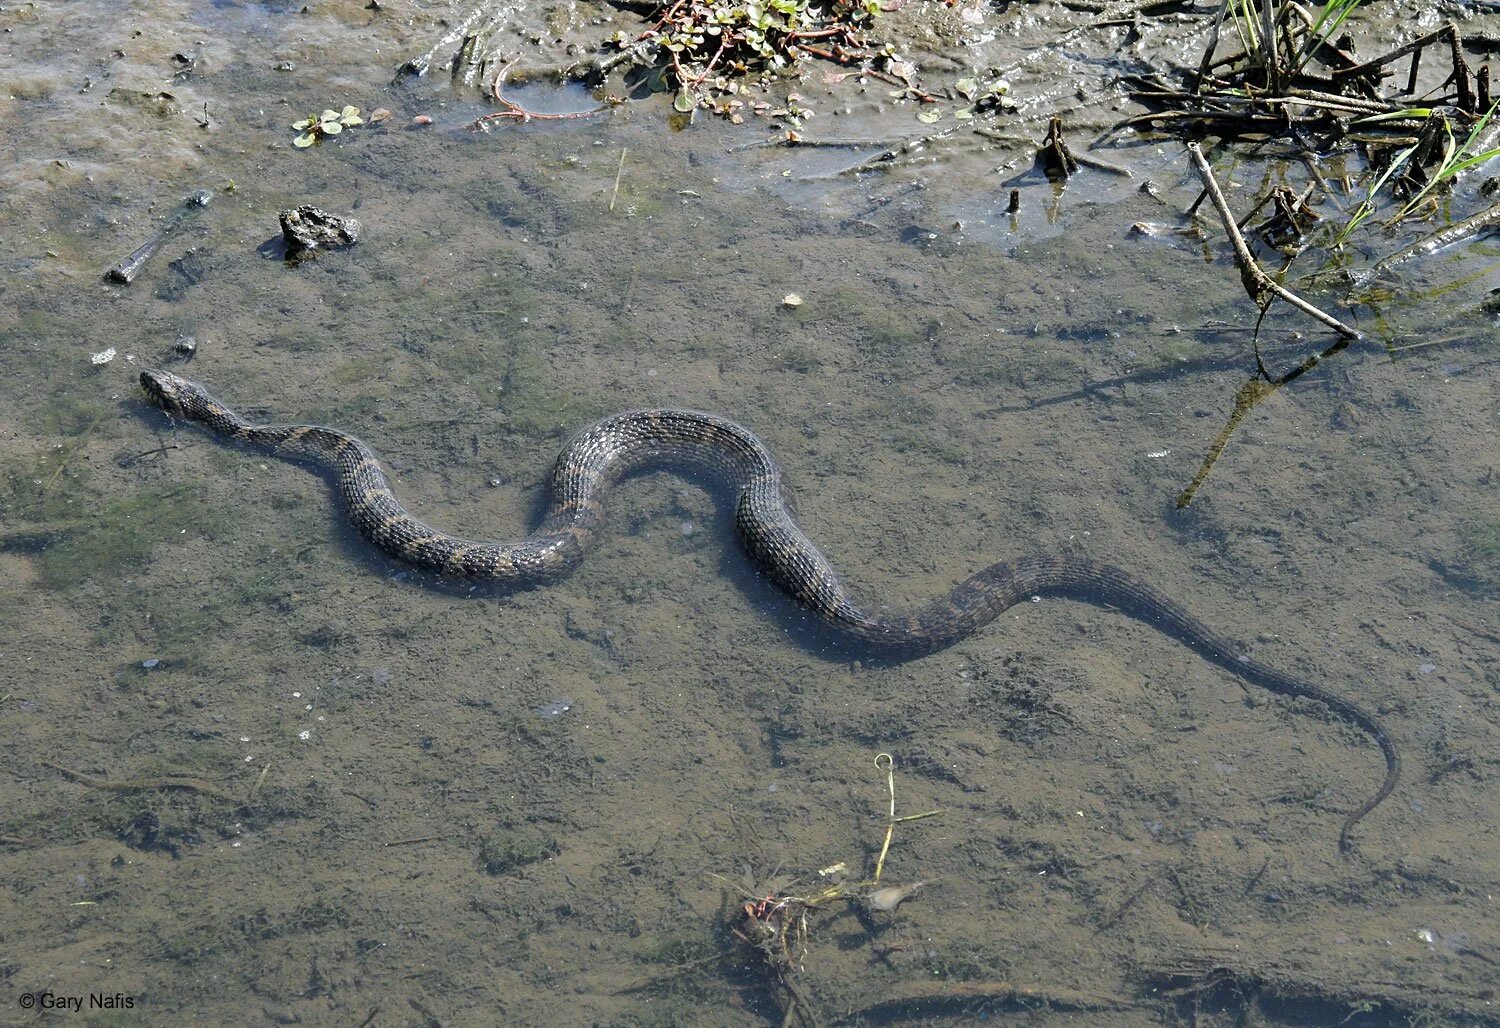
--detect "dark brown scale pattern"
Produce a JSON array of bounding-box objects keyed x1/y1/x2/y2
[{"x1": 139, "y1": 369, "x2": 1399, "y2": 851}]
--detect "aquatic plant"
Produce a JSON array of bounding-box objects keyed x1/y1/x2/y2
[
  {"x1": 291, "y1": 105, "x2": 364, "y2": 147},
  {"x1": 612, "y1": 0, "x2": 889, "y2": 115},
  {"x1": 1390, "y1": 101, "x2": 1500, "y2": 221}
]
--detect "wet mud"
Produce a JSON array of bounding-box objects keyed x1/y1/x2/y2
[{"x1": 1, "y1": 1, "x2": 1497, "y2": 1025}]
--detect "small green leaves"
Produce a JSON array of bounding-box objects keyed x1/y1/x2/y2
[
  {"x1": 627, "y1": 0, "x2": 896, "y2": 119},
  {"x1": 290, "y1": 104, "x2": 364, "y2": 148}
]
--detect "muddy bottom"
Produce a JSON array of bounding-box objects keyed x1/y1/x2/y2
[{"x1": 1, "y1": 1, "x2": 1496, "y2": 1025}]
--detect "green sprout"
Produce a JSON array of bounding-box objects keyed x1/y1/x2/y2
[{"x1": 292, "y1": 105, "x2": 364, "y2": 148}]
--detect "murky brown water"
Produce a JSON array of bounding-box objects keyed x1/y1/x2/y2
[{"x1": 2, "y1": 1, "x2": 1497, "y2": 1025}]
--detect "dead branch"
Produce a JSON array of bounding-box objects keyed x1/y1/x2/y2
[{"x1": 1185, "y1": 142, "x2": 1361, "y2": 339}]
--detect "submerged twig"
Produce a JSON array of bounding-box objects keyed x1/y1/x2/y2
[
  {"x1": 1370, "y1": 201, "x2": 1500, "y2": 277},
  {"x1": 856, "y1": 980, "x2": 1133, "y2": 1018},
  {"x1": 45, "y1": 761, "x2": 243, "y2": 803},
  {"x1": 105, "y1": 190, "x2": 212, "y2": 285},
  {"x1": 609, "y1": 146, "x2": 629, "y2": 212},
  {"x1": 469, "y1": 62, "x2": 605, "y2": 130}
]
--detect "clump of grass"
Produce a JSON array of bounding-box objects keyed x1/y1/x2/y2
[
  {"x1": 1389, "y1": 102, "x2": 1500, "y2": 221},
  {"x1": 1336, "y1": 102, "x2": 1500, "y2": 243},
  {"x1": 1131, "y1": 2, "x2": 1498, "y2": 236}
]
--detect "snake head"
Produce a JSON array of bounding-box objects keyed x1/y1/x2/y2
[{"x1": 139, "y1": 368, "x2": 192, "y2": 415}]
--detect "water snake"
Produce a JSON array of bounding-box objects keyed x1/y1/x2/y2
[{"x1": 139, "y1": 368, "x2": 1399, "y2": 850}]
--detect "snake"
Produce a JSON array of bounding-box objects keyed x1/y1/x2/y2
[{"x1": 139, "y1": 368, "x2": 1399, "y2": 850}]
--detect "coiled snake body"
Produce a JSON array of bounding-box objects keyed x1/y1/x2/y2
[{"x1": 140, "y1": 368, "x2": 1399, "y2": 849}]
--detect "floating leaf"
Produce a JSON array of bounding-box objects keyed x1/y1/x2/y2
[
  {"x1": 954, "y1": 77, "x2": 978, "y2": 99},
  {"x1": 369, "y1": 107, "x2": 392, "y2": 123},
  {"x1": 321, "y1": 121, "x2": 342, "y2": 135},
  {"x1": 292, "y1": 117, "x2": 316, "y2": 130},
  {"x1": 954, "y1": 107, "x2": 973, "y2": 121},
  {"x1": 674, "y1": 90, "x2": 697, "y2": 113},
  {"x1": 341, "y1": 105, "x2": 361, "y2": 119},
  {"x1": 916, "y1": 108, "x2": 942, "y2": 124},
  {"x1": 293, "y1": 132, "x2": 316, "y2": 147},
  {"x1": 782, "y1": 293, "x2": 803, "y2": 307}
]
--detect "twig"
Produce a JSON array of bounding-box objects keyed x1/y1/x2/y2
[
  {"x1": 733, "y1": 134, "x2": 908, "y2": 150},
  {"x1": 871, "y1": 754, "x2": 943, "y2": 883},
  {"x1": 248, "y1": 763, "x2": 270, "y2": 801},
  {"x1": 105, "y1": 189, "x2": 212, "y2": 285},
  {"x1": 609, "y1": 146, "x2": 628, "y2": 212},
  {"x1": 1185, "y1": 142, "x2": 1361, "y2": 339},
  {"x1": 118, "y1": 441, "x2": 180, "y2": 467},
  {"x1": 1192, "y1": 0, "x2": 1232, "y2": 94},
  {"x1": 1073, "y1": 151, "x2": 1132, "y2": 177},
  {"x1": 45, "y1": 761, "x2": 243, "y2": 803},
  {"x1": 383, "y1": 835, "x2": 443, "y2": 847},
  {"x1": 469, "y1": 62, "x2": 605, "y2": 130},
  {"x1": 1369, "y1": 201, "x2": 1500, "y2": 277},
  {"x1": 856, "y1": 980, "x2": 1132, "y2": 1017}
]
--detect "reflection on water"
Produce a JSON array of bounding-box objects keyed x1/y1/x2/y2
[{"x1": 1, "y1": 2, "x2": 1496, "y2": 1025}]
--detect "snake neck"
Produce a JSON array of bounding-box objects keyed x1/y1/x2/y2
[{"x1": 183, "y1": 394, "x2": 254, "y2": 439}]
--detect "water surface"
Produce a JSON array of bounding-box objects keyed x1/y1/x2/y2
[{"x1": 1, "y1": 1, "x2": 1497, "y2": 1024}]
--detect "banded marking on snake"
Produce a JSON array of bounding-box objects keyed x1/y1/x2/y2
[{"x1": 139, "y1": 368, "x2": 1399, "y2": 850}]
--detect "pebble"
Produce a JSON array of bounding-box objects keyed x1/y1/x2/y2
[{"x1": 537, "y1": 697, "x2": 574, "y2": 720}]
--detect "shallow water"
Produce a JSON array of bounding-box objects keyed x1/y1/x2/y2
[{"x1": 2, "y1": 1, "x2": 1498, "y2": 1025}]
